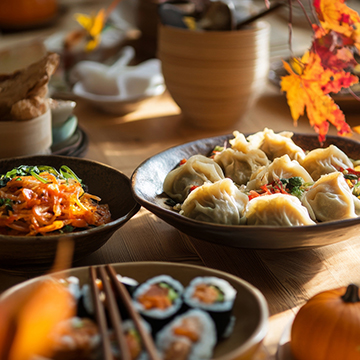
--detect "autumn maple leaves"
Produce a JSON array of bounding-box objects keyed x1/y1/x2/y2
[{"x1": 281, "y1": 0, "x2": 360, "y2": 142}]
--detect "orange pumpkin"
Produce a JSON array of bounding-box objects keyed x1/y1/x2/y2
[
  {"x1": 291, "y1": 284, "x2": 360, "y2": 360},
  {"x1": 0, "y1": 0, "x2": 58, "y2": 28}
]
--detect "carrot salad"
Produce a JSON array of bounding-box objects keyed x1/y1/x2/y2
[{"x1": 0, "y1": 165, "x2": 111, "y2": 236}]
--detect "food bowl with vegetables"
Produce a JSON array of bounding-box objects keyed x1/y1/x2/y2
[
  {"x1": 0, "y1": 155, "x2": 140, "y2": 274},
  {"x1": 131, "y1": 128, "x2": 360, "y2": 250}
]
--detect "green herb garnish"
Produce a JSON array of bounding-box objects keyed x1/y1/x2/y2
[
  {"x1": 159, "y1": 282, "x2": 179, "y2": 302},
  {"x1": 0, "y1": 165, "x2": 83, "y2": 188}
]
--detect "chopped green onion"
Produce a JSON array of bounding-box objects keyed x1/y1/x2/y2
[{"x1": 60, "y1": 165, "x2": 82, "y2": 183}]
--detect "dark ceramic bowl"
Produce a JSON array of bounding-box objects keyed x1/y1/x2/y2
[
  {"x1": 0, "y1": 155, "x2": 140, "y2": 273},
  {"x1": 131, "y1": 133, "x2": 360, "y2": 250}
]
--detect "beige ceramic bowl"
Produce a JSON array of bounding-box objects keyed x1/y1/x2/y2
[
  {"x1": 158, "y1": 22, "x2": 270, "y2": 130},
  {"x1": 0, "y1": 109, "x2": 52, "y2": 159},
  {"x1": 0, "y1": 261, "x2": 269, "y2": 360}
]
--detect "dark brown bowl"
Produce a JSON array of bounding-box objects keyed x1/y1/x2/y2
[
  {"x1": 131, "y1": 133, "x2": 360, "y2": 250},
  {"x1": 0, "y1": 155, "x2": 140, "y2": 273}
]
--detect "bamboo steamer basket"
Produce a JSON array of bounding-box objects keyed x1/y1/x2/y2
[{"x1": 0, "y1": 110, "x2": 52, "y2": 159}]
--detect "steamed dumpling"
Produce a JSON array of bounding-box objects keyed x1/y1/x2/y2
[
  {"x1": 163, "y1": 155, "x2": 224, "y2": 203},
  {"x1": 214, "y1": 148, "x2": 269, "y2": 185},
  {"x1": 245, "y1": 193, "x2": 315, "y2": 226},
  {"x1": 246, "y1": 128, "x2": 305, "y2": 162},
  {"x1": 180, "y1": 178, "x2": 248, "y2": 225},
  {"x1": 247, "y1": 154, "x2": 313, "y2": 190},
  {"x1": 302, "y1": 145, "x2": 353, "y2": 181},
  {"x1": 229, "y1": 131, "x2": 256, "y2": 153},
  {"x1": 302, "y1": 172, "x2": 360, "y2": 222}
]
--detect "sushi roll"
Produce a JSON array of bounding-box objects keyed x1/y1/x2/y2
[
  {"x1": 132, "y1": 275, "x2": 184, "y2": 335},
  {"x1": 116, "y1": 274, "x2": 139, "y2": 296},
  {"x1": 76, "y1": 283, "x2": 96, "y2": 320},
  {"x1": 110, "y1": 319, "x2": 152, "y2": 360},
  {"x1": 155, "y1": 309, "x2": 216, "y2": 360},
  {"x1": 183, "y1": 276, "x2": 237, "y2": 339},
  {"x1": 76, "y1": 275, "x2": 139, "y2": 322},
  {"x1": 46, "y1": 316, "x2": 101, "y2": 360}
]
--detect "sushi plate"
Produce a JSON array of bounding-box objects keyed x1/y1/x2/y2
[{"x1": 0, "y1": 261, "x2": 269, "y2": 360}]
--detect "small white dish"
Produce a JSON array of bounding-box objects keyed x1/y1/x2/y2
[
  {"x1": 73, "y1": 81, "x2": 166, "y2": 115},
  {"x1": 71, "y1": 46, "x2": 166, "y2": 115}
]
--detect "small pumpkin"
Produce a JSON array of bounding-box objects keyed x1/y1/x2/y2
[{"x1": 291, "y1": 284, "x2": 360, "y2": 360}]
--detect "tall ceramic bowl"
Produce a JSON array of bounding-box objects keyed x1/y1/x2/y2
[{"x1": 157, "y1": 21, "x2": 270, "y2": 130}]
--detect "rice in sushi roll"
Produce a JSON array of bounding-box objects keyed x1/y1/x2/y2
[
  {"x1": 183, "y1": 276, "x2": 237, "y2": 339},
  {"x1": 132, "y1": 275, "x2": 184, "y2": 335},
  {"x1": 155, "y1": 309, "x2": 216, "y2": 360}
]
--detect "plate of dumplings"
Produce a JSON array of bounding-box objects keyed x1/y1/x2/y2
[{"x1": 131, "y1": 128, "x2": 360, "y2": 250}]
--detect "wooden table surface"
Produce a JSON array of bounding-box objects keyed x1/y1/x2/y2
[{"x1": 2, "y1": 1, "x2": 360, "y2": 359}]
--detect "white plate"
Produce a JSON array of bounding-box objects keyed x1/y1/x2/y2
[{"x1": 73, "y1": 81, "x2": 165, "y2": 115}]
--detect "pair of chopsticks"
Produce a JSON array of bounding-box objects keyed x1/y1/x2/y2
[{"x1": 89, "y1": 265, "x2": 161, "y2": 360}]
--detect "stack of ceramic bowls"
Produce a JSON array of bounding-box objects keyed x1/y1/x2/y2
[{"x1": 158, "y1": 21, "x2": 270, "y2": 130}]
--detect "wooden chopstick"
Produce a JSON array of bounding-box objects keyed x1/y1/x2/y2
[
  {"x1": 97, "y1": 266, "x2": 131, "y2": 360},
  {"x1": 89, "y1": 266, "x2": 113, "y2": 360},
  {"x1": 106, "y1": 264, "x2": 162, "y2": 360},
  {"x1": 90, "y1": 265, "x2": 161, "y2": 360}
]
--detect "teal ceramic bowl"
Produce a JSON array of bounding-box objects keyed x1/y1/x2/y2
[{"x1": 52, "y1": 115, "x2": 78, "y2": 145}]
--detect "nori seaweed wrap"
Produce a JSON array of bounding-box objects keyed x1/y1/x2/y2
[
  {"x1": 183, "y1": 276, "x2": 237, "y2": 339},
  {"x1": 132, "y1": 275, "x2": 184, "y2": 335}
]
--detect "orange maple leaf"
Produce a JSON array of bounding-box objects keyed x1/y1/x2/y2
[
  {"x1": 314, "y1": 0, "x2": 360, "y2": 51},
  {"x1": 281, "y1": 51, "x2": 355, "y2": 142}
]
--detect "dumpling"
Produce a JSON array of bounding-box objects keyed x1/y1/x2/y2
[
  {"x1": 246, "y1": 128, "x2": 305, "y2": 162},
  {"x1": 229, "y1": 131, "x2": 255, "y2": 153},
  {"x1": 302, "y1": 172, "x2": 360, "y2": 222},
  {"x1": 180, "y1": 178, "x2": 248, "y2": 225},
  {"x1": 301, "y1": 145, "x2": 353, "y2": 181},
  {"x1": 245, "y1": 193, "x2": 316, "y2": 226},
  {"x1": 214, "y1": 148, "x2": 268, "y2": 185},
  {"x1": 163, "y1": 155, "x2": 224, "y2": 203},
  {"x1": 246, "y1": 154, "x2": 313, "y2": 190}
]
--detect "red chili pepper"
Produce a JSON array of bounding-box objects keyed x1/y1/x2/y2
[
  {"x1": 344, "y1": 167, "x2": 360, "y2": 177},
  {"x1": 248, "y1": 190, "x2": 261, "y2": 200},
  {"x1": 179, "y1": 159, "x2": 187, "y2": 165},
  {"x1": 260, "y1": 184, "x2": 272, "y2": 195},
  {"x1": 189, "y1": 185, "x2": 198, "y2": 193}
]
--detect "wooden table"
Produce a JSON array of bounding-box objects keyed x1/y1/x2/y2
[{"x1": 2, "y1": 1, "x2": 360, "y2": 359}]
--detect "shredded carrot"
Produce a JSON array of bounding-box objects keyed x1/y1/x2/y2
[
  {"x1": 260, "y1": 184, "x2": 272, "y2": 195},
  {"x1": 0, "y1": 173, "x2": 111, "y2": 236}
]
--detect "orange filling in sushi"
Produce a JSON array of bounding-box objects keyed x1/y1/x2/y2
[
  {"x1": 192, "y1": 284, "x2": 224, "y2": 304},
  {"x1": 137, "y1": 283, "x2": 173, "y2": 310},
  {"x1": 164, "y1": 317, "x2": 202, "y2": 360}
]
